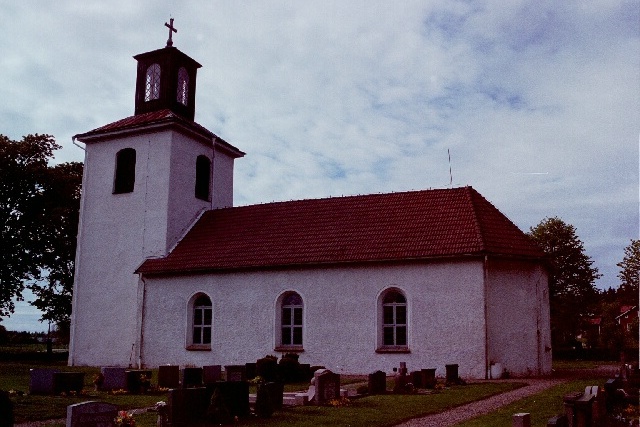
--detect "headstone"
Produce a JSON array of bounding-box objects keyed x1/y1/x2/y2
[
  {"x1": 158, "y1": 366, "x2": 180, "y2": 389},
  {"x1": 368, "y1": 371, "x2": 386, "y2": 395},
  {"x1": 181, "y1": 367, "x2": 203, "y2": 388},
  {"x1": 125, "y1": 370, "x2": 152, "y2": 394},
  {"x1": 262, "y1": 382, "x2": 284, "y2": 410},
  {"x1": 513, "y1": 412, "x2": 531, "y2": 427},
  {"x1": 410, "y1": 371, "x2": 423, "y2": 388},
  {"x1": 603, "y1": 378, "x2": 619, "y2": 413},
  {"x1": 313, "y1": 369, "x2": 340, "y2": 404},
  {"x1": 583, "y1": 386, "x2": 605, "y2": 425},
  {"x1": 422, "y1": 368, "x2": 437, "y2": 388},
  {"x1": 446, "y1": 364, "x2": 459, "y2": 384},
  {"x1": 245, "y1": 363, "x2": 257, "y2": 380},
  {"x1": 29, "y1": 368, "x2": 58, "y2": 395},
  {"x1": 168, "y1": 387, "x2": 209, "y2": 427},
  {"x1": 66, "y1": 401, "x2": 117, "y2": 427},
  {"x1": 562, "y1": 392, "x2": 582, "y2": 427},
  {"x1": 0, "y1": 390, "x2": 14, "y2": 427},
  {"x1": 207, "y1": 381, "x2": 250, "y2": 417},
  {"x1": 573, "y1": 394, "x2": 593, "y2": 427},
  {"x1": 224, "y1": 365, "x2": 246, "y2": 382},
  {"x1": 100, "y1": 367, "x2": 127, "y2": 391},
  {"x1": 394, "y1": 363, "x2": 408, "y2": 393},
  {"x1": 203, "y1": 365, "x2": 222, "y2": 384},
  {"x1": 547, "y1": 414, "x2": 568, "y2": 427},
  {"x1": 54, "y1": 372, "x2": 85, "y2": 395}
]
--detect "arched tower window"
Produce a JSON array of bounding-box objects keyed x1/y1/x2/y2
[
  {"x1": 195, "y1": 155, "x2": 211, "y2": 201},
  {"x1": 113, "y1": 148, "x2": 136, "y2": 194},
  {"x1": 280, "y1": 292, "x2": 303, "y2": 348},
  {"x1": 378, "y1": 288, "x2": 408, "y2": 350},
  {"x1": 177, "y1": 67, "x2": 189, "y2": 105},
  {"x1": 192, "y1": 294, "x2": 212, "y2": 346},
  {"x1": 144, "y1": 63, "x2": 161, "y2": 101}
]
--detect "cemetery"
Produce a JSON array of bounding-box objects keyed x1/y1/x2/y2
[{"x1": 0, "y1": 354, "x2": 638, "y2": 426}]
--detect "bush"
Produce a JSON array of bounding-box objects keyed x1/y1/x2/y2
[
  {"x1": 256, "y1": 356, "x2": 278, "y2": 382},
  {"x1": 278, "y1": 356, "x2": 301, "y2": 383}
]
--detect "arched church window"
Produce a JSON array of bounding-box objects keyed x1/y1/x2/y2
[
  {"x1": 192, "y1": 295, "x2": 212, "y2": 346},
  {"x1": 379, "y1": 289, "x2": 408, "y2": 349},
  {"x1": 195, "y1": 155, "x2": 211, "y2": 201},
  {"x1": 280, "y1": 292, "x2": 303, "y2": 348},
  {"x1": 113, "y1": 148, "x2": 136, "y2": 194},
  {"x1": 144, "y1": 63, "x2": 161, "y2": 101},
  {"x1": 177, "y1": 67, "x2": 189, "y2": 105}
]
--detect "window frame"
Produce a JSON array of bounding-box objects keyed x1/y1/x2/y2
[
  {"x1": 194, "y1": 155, "x2": 211, "y2": 201},
  {"x1": 144, "y1": 63, "x2": 161, "y2": 102},
  {"x1": 376, "y1": 287, "x2": 410, "y2": 353},
  {"x1": 275, "y1": 291, "x2": 304, "y2": 352},
  {"x1": 186, "y1": 293, "x2": 212, "y2": 351},
  {"x1": 113, "y1": 148, "x2": 136, "y2": 194}
]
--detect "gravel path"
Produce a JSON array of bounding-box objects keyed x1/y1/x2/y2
[{"x1": 394, "y1": 378, "x2": 567, "y2": 427}]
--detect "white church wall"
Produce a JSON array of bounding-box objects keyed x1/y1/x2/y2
[
  {"x1": 485, "y1": 259, "x2": 552, "y2": 377},
  {"x1": 211, "y1": 144, "x2": 235, "y2": 209},
  {"x1": 139, "y1": 260, "x2": 489, "y2": 378}
]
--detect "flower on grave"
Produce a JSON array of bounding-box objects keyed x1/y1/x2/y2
[
  {"x1": 115, "y1": 410, "x2": 136, "y2": 426},
  {"x1": 327, "y1": 397, "x2": 352, "y2": 407}
]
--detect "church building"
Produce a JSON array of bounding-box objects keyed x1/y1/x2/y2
[{"x1": 69, "y1": 25, "x2": 552, "y2": 379}]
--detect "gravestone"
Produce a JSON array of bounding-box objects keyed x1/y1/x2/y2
[
  {"x1": 224, "y1": 365, "x2": 246, "y2": 382},
  {"x1": 562, "y1": 391, "x2": 583, "y2": 427},
  {"x1": 181, "y1": 367, "x2": 203, "y2": 388},
  {"x1": 512, "y1": 412, "x2": 531, "y2": 427},
  {"x1": 583, "y1": 386, "x2": 605, "y2": 425},
  {"x1": 410, "y1": 371, "x2": 423, "y2": 388},
  {"x1": 314, "y1": 369, "x2": 340, "y2": 404},
  {"x1": 299, "y1": 364, "x2": 312, "y2": 381},
  {"x1": 125, "y1": 370, "x2": 152, "y2": 394},
  {"x1": 245, "y1": 363, "x2": 257, "y2": 380},
  {"x1": 29, "y1": 368, "x2": 58, "y2": 395},
  {"x1": 368, "y1": 370, "x2": 387, "y2": 395},
  {"x1": 572, "y1": 394, "x2": 594, "y2": 427},
  {"x1": 54, "y1": 372, "x2": 85, "y2": 395},
  {"x1": 66, "y1": 401, "x2": 117, "y2": 427},
  {"x1": 445, "y1": 364, "x2": 459, "y2": 384},
  {"x1": 203, "y1": 365, "x2": 222, "y2": 384},
  {"x1": 100, "y1": 367, "x2": 126, "y2": 391},
  {"x1": 262, "y1": 382, "x2": 284, "y2": 410},
  {"x1": 168, "y1": 387, "x2": 209, "y2": 426},
  {"x1": 394, "y1": 362, "x2": 408, "y2": 393},
  {"x1": 422, "y1": 368, "x2": 437, "y2": 388},
  {"x1": 0, "y1": 390, "x2": 14, "y2": 427},
  {"x1": 158, "y1": 365, "x2": 179, "y2": 389},
  {"x1": 207, "y1": 381, "x2": 250, "y2": 417}
]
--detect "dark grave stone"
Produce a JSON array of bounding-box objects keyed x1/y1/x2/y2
[
  {"x1": 54, "y1": 372, "x2": 85, "y2": 395},
  {"x1": 262, "y1": 382, "x2": 284, "y2": 410},
  {"x1": 168, "y1": 387, "x2": 209, "y2": 427},
  {"x1": 100, "y1": 367, "x2": 126, "y2": 391},
  {"x1": 224, "y1": 365, "x2": 246, "y2": 382},
  {"x1": 573, "y1": 394, "x2": 594, "y2": 427},
  {"x1": 422, "y1": 368, "x2": 437, "y2": 388},
  {"x1": 603, "y1": 378, "x2": 619, "y2": 412},
  {"x1": 181, "y1": 367, "x2": 203, "y2": 388},
  {"x1": 562, "y1": 391, "x2": 583, "y2": 426},
  {"x1": 66, "y1": 401, "x2": 117, "y2": 427},
  {"x1": 547, "y1": 414, "x2": 568, "y2": 427},
  {"x1": 299, "y1": 364, "x2": 312, "y2": 381},
  {"x1": 410, "y1": 371, "x2": 423, "y2": 388},
  {"x1": 207, "y1": 381, "x2": 250, "y2": 417},
  {"x1": 203, "y1": 365, "x2": 222, "y2": 384},
  {"x1": 314, "y1": 369, "x2": 340, "y2": 404},
  {"x1": 445, "y1": 364, "x2": 459, "y2": 384},
  {"x1": 394, "y1": 363, "x2": 408, "y2": 393},
  {"x1": 125, "y1": 370, "x2": 152, "y2": 394},
  {"x1": 245, "y1": 363, "x2": 257, "y2": 380},
  {"x1": 368, "y1": 370, "x2": 387, "y2": 395},
  {"x1": 512, "y1": 413, "x2": 531, "y2": 427},
  {"x1": 0, "y1": 390, "x2": 14, "y2": 427},
  {"x1": 157, "y1": 365, "x2": 179, "y2": 389},
  {"x1": 29, "y1": 368, "x2": 58, "y2": 395},
  {"x1": 256, "y1": 357, "x2": 278, "y2": 382}
]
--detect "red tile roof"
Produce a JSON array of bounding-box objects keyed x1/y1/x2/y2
[{"x1": 137, "y1": 186, "x2": 544, "y2": 275}]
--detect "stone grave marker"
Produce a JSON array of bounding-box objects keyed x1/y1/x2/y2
[
  {"x1": 546, "y1": 414, "x2": 568, "y2": 427},
  {"x1": 422, "y1": 368, "x2": 437, "y2": 388},
  {"x1": 100, "y1": 367, "x2": 126, "y2": 391},
  {"x1": 314, "y1": 369, "x2": 340, "y2": 404},
  {"x1": 0, "y1": 390, "x2": 14, "y2": 427},
  {"x1": 168, "y1": 387, "x2": 209, "y2": 426},
  {"x1": 245, "y1": 363, "x2": 257, "y2": 380},
  {"x1": 262, "y1": 382, "x2": 284, "y2": 410},
  {"x1": 66, "y1": 401, "x2": 117, "y2": 427},
  {"x1": 54, "y1": 372, "x2": 85, "y2": 395},
  {"x1": 203, "y1": 365, "x2": 222, "y2": 384},
  {"x1": 30, "y1": 368, "x2": 58, "y2": 395},
  {"x1": 512, "y1": 412, "x2": 531, "y2": 427},
  {"x1": 410, "y1": 371, "x2": 423, "y2": 388},
  {"x1": 445, "y1": 364, "x2": 459, "y2": 384},
  {"x1": 158, "y1": 365, "x2": 179, "y2": 389},
  {"x1": 181, "y1": 367, "x2": 203, "y2": 388},
  {"x1": 368, "y1": 370, "x2": 386, "y2": 395},
  {"x1": 224, "y1": 365, "x2": 246, "y2": 382},
  {"x1": 394, "y1": 362, "x2": 408, "y2": 393},
  {"x1": 125, "y1": 370, "x2": 152, "y2": 394},
  {"x1": 207, "y1": 381, "x2": 250, "y2": 418}
]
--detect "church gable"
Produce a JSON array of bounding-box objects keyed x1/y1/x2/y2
[{"x1": 137, "y1": 186, "x2": 543, "y2": 275}]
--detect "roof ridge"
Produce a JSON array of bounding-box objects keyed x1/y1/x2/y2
[{"x1": 464, "y1": 187, "x2": 487, "y2": 252}]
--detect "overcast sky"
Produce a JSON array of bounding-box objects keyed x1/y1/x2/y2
[{"x1": 1, "y1": 1, "x2": 638, "y2": 331}]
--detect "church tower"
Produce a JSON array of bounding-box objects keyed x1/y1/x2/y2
[{"x1": 69, "y1": 21, "x2": 244, "y2": 366}]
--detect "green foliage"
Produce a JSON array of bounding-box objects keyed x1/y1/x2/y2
[
  {"x1": 0, "y1": 134, "x2": 82, "y2": 328},
  {"x1": 617, "y1": 239, "x2": 640, "y2": 304},
  {"x1": 528, "y1": 217, "x2": 601, "y2": 348}
]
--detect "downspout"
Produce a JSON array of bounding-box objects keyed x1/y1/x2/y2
[
  {"x1": 138, "y1": 275, "x2": 147, "y2": 369},
  {"x1": 483, "y1": 255, "x2": 489, "y2": 379}
]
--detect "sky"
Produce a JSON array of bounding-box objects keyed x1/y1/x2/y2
[{"x1": 1, "y1": 1, "x2": 638, "y2": 332}]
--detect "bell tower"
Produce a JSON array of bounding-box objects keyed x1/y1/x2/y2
[{"x1": 133, "y1": 19, "x2": 201, "y2": 121}]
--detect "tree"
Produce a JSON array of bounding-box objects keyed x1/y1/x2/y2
[
  {"x1": 0, "y1": 134, "x2": 82, "y2": 325},
  {"x1": 528, "y1": 217, "x2": 601, "y2": 348},
  {"x1": 616, "y1": 239, "x2": 640, "y2": 304}
]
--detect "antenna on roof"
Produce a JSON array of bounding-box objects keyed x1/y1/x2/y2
[{"x1": 448, "y1": 149, "x2": 453, "y2": 187}]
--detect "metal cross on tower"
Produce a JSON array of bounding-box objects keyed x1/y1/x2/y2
[{"x1": 165, "y1": 18, "x2": 177, "y2": 47}]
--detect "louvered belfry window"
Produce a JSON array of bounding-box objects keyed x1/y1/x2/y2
[{"x1": 144, "y1": 63, "x2": 161, "y2": 101}]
